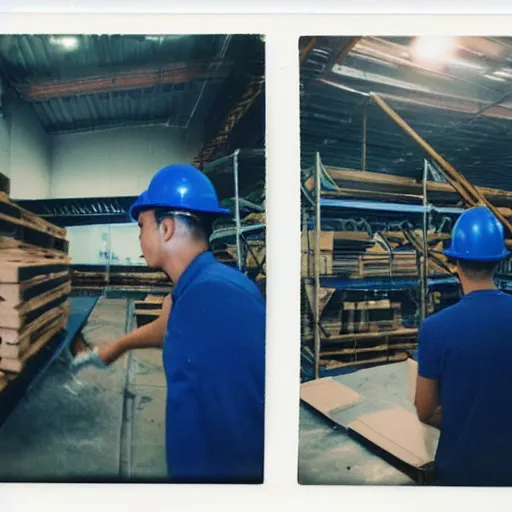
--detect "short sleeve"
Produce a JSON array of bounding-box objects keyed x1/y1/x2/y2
[{"x1": 417, "y1": 318, "x2": 442, "y2": 380}]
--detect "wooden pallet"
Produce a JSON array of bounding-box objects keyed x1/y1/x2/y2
[
  {"x1": 134, "y1": 294, "x2": 165, "y2": 327},
  {"x1": 0, "y1": 255, "x2": 70, "y2": 285},
  {"x1": 0, "y1": 281, "x2": 71, "y2": 330},
  {"x1": 0, "y1": 301, "x2": 70, "y2": 358},
  {"x1": 0, "y1": 271, "x2": 70, "y2": 306},
  {"x1": 0, "y1": 314, "x2": 67, "y2": 372}
]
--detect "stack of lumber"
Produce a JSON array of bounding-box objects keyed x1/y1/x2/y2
[
  {"x1": 302, "y1": 230, "x2": 419, "y2": 278},
  {"x1": 0, "y1": 192, "x2": 71, "y2": 387},
  {"x1": 303, "y1": 284, "x2": 416, "y2": 369},
  {"x1": 304, "y1": 166, "x2": 512, "y2": 212},
  {"x1": 134, "y1": 294, "x2": 165, "y2": 327},
  {"x1": 71, "y1": 264, "x2": 170, "y2": 290}
]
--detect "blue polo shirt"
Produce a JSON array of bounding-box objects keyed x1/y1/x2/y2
[
  {"x1": 162, "y1": 251, "x2": 265, "y2": 483},
  {"x1": 418, "y1": 289, "x2": 512, "y2": 486}
]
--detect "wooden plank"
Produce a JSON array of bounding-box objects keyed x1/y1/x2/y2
[
  {"x1": 321, "y1": 342, "x2": 417, "y2": 357},
  {"x1": 0, "y1": 281, "x2": 71, "y2": 329},
  {"x1": 320, "y1": 351, "x2": 409, "y2": 369},
  {"x1": 0, "y1": 191, "x2": 66, "y2": 239},
  {"x1": 0, "y1": 301, "x2": 69, "y2": 357},
  {"x1": 0, "y1": 236, "x2": 69, "y2": 261},
  {"x1": 320, "y1": 328, "x2": 418, "y2": 343},
  {"x1": 0, "y1": 258, "x2": 70, "y2": 284},
  {"x1": 0, "y1": 315, "x2": 66, "y2": 372},
  {"x1": 308, "y1": 165, "x2": 512, "y2": 208},
  {"x1": 0, "y1": 214, "x2": 68, "y2": 253},
  {"x1": 0, "y1": 271, "x2": 69, "y2": 306}
]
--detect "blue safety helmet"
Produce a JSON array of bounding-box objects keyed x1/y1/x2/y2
[
  {"x1": 129, "y1": 164, "x2": 231, "y2": 221},
  {"x1": 444, "y1": 206, "x2": 510, "y2": 262}
]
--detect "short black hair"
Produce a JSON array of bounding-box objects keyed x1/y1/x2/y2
[
  {"x1": 153, "y1": 207, "x2": 214, "y2": 243},
  {"x1": 458, "y1": 259, "x2": 499, "y2": 279}
]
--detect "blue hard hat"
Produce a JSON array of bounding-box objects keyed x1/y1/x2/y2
[
  {"x1": 129, "y1": 164, "x2": 231, "y2": 221},
  {"x1": 444, "y1": 206, "x2": 510, "y2": 262}
]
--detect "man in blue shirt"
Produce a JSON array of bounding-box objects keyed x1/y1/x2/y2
[
  {"x1": 416, "y1": 206, "x2": 512, "y2": 486},
  {"x1": 73, "y1": 164, "x2": 265, "y2": 484}
]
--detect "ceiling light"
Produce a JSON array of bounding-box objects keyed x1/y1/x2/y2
[
  {"x1": 484, "y1": 74, "x2": 507, "y2": 82},
  {"x1": 493, "y1": 70, "x2": 512, "y2": 78},
  {"x1": 411, "y1": 36, "x2": 457, "y2": 63}
]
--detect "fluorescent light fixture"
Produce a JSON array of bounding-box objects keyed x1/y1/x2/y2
[
  {"x1": 493, "y1": 70, "x2": 512, "y2": 78},
  {"x1": 411, "y1": 36, "x2": 457, "y2": 63},
  {"x1": 484, "y1": 74, "x2": 506, "y2": 82}
]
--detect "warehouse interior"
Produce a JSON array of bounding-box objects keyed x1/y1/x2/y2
[
  {"x1": 298, "y1": 36, "x2": 512, "y2": 485},
  {"x1": 0, "y1": 34, "x2": 265, "y2": 482}
]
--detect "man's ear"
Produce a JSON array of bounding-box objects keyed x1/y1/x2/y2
[{"x1": 159, "y1": 217, "x2": 175, "y2": 243}]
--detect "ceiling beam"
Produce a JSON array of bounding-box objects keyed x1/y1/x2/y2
[
  {"x1": 193, "y1": 76, "x2": 264, "y2": 167},
  {"x1": 17, "y1": 61, "x2": 233, "y2": 101}
]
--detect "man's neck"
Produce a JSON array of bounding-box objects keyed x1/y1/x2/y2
[
  {"x1": 163, "y1": 245, "x2": 208, "y2": 285},
  {"x1": 461, "y1": 279, "x2": 497, "y2": 295}
]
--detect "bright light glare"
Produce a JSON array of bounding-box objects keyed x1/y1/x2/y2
[
  {"x1": 49, "y1": 36, "x2": 79, "y2": 51},
  {"x1": 60, "y1": 37, "x2": 78, "y2": 50},
  {"x1": 411, "y1": 36, "x2": 457, "y2": 62}
]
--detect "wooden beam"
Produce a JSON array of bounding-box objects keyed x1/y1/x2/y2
[
  {"x1": 19, "y1": 61, "x2": 233, "y2": 101},
  {"x1": 192, "y1": 76, "x2": 264, "y2": 166},
  {"x1": 371, "y1": 93, "x2": 512, "y2": 236},
  {"x1": 299, "y1": 37, "x2": 318, "y2": 64}
]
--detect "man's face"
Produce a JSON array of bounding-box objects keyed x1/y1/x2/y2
[{"x1": 138, "y1": 210, "x2": 163, "y2": 268}]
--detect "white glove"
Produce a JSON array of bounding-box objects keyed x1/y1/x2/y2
[{"x1": 71, "y1": 346, "x2": 108, "y2": 372}]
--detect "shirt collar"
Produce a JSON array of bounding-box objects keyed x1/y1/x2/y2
[{"x1": 172, "y1": 250, "x2": 217, "y2": 299}]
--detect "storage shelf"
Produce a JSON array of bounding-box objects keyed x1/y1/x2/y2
[
  {"x1": 318, "y1": 198, "x2": 465, "y2": 215},
  {"x1": 304, "y1": 274, "x2": 458, "y2": 291}
]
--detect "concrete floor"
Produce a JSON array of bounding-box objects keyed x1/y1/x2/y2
[
  {"x1": 298, "y1": 361, "x2": 438, "y2": 486},
  {"x1": 0, "y1": 297, "x2": 168, "y2": 482}
]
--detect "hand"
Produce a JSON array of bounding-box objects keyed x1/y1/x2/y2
[
  {"x1": 96, "y1": 341, "x2": 124, "y2": 365},
  {"x1": 71, "y1": 346, "x2": 108, "y2": 372}
]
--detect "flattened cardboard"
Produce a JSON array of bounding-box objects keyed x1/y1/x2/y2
[
  {"x1": 300, "y1": 377, "x2": 361, "y2": 418},
  {"x1": 348, "y1": 407, "x2": 438, "y2": 469},
  {"x1": 407, "y1": 358, "x2": 418, "y2": 403}
]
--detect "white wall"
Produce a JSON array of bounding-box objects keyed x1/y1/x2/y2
[
  {"x1": 67, "y1": 223, "x2": 145, "y2": 266},
  {"x1": 51, "y1": 125, "x2": 203, "y2": 198},
  {"x1": 7, "y1": 96, "x2": 52, "y2": 199}
]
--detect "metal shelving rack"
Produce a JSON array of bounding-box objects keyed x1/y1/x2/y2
[
  {"x1": 302, "y1": 152, "x2": 467, "y2": 380},
  {"x1": 204, "y1": 148, "x2": 266, "y2": 281}
]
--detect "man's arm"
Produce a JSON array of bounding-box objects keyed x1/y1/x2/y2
[
  {"x1": 415, "y1": 318, "x2": 443, "y2": 429},
  {"x1": 415, "y1": 375, "x2": 442, "y2": 429},
  {"x1": 98, "y1": 294, "x2": 172, "y2": 364},
  {"x1": 73, "y1": 294, "x2": 172, "y2": 368}
]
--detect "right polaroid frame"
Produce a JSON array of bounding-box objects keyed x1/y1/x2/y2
[{"x1": 298, "y1": 35, "x2": 512, "y2": 487}]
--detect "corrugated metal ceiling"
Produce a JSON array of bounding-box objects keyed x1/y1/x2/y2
[
  {"x1": 0, "y1": 34, "x2": 264, "y2": 136},
  {"x1": 300, "y1": 36, "x2": 512, "y2": 191}
]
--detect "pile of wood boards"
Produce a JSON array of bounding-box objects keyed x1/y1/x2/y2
[
  {"x1": 304, "y1": 165, "x2": 512, "y2": 211},
  {"x1": 302, "y1": 230, "x2": 421, "y2": 279},
  {"x1": 303, "y1": 284, "x2": 417, "y2": 370},
  {"x1": 71, "y1": 264, "x2": 170, "y2": 290},
  {"x1": 0, "y1": 192, "x2": 71, "y2": 391},
  {"x1": 134, "y1": 294, "x2": 166, "y2": 327}
]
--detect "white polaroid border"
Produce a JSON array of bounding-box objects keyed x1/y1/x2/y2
[{"x1": 0, "y1": 9, "x2": 511, "y2": 512}]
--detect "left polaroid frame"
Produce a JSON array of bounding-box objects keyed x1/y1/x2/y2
[{"x1": 0, "y1": 33, "x2": 266, "y2": 484}]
